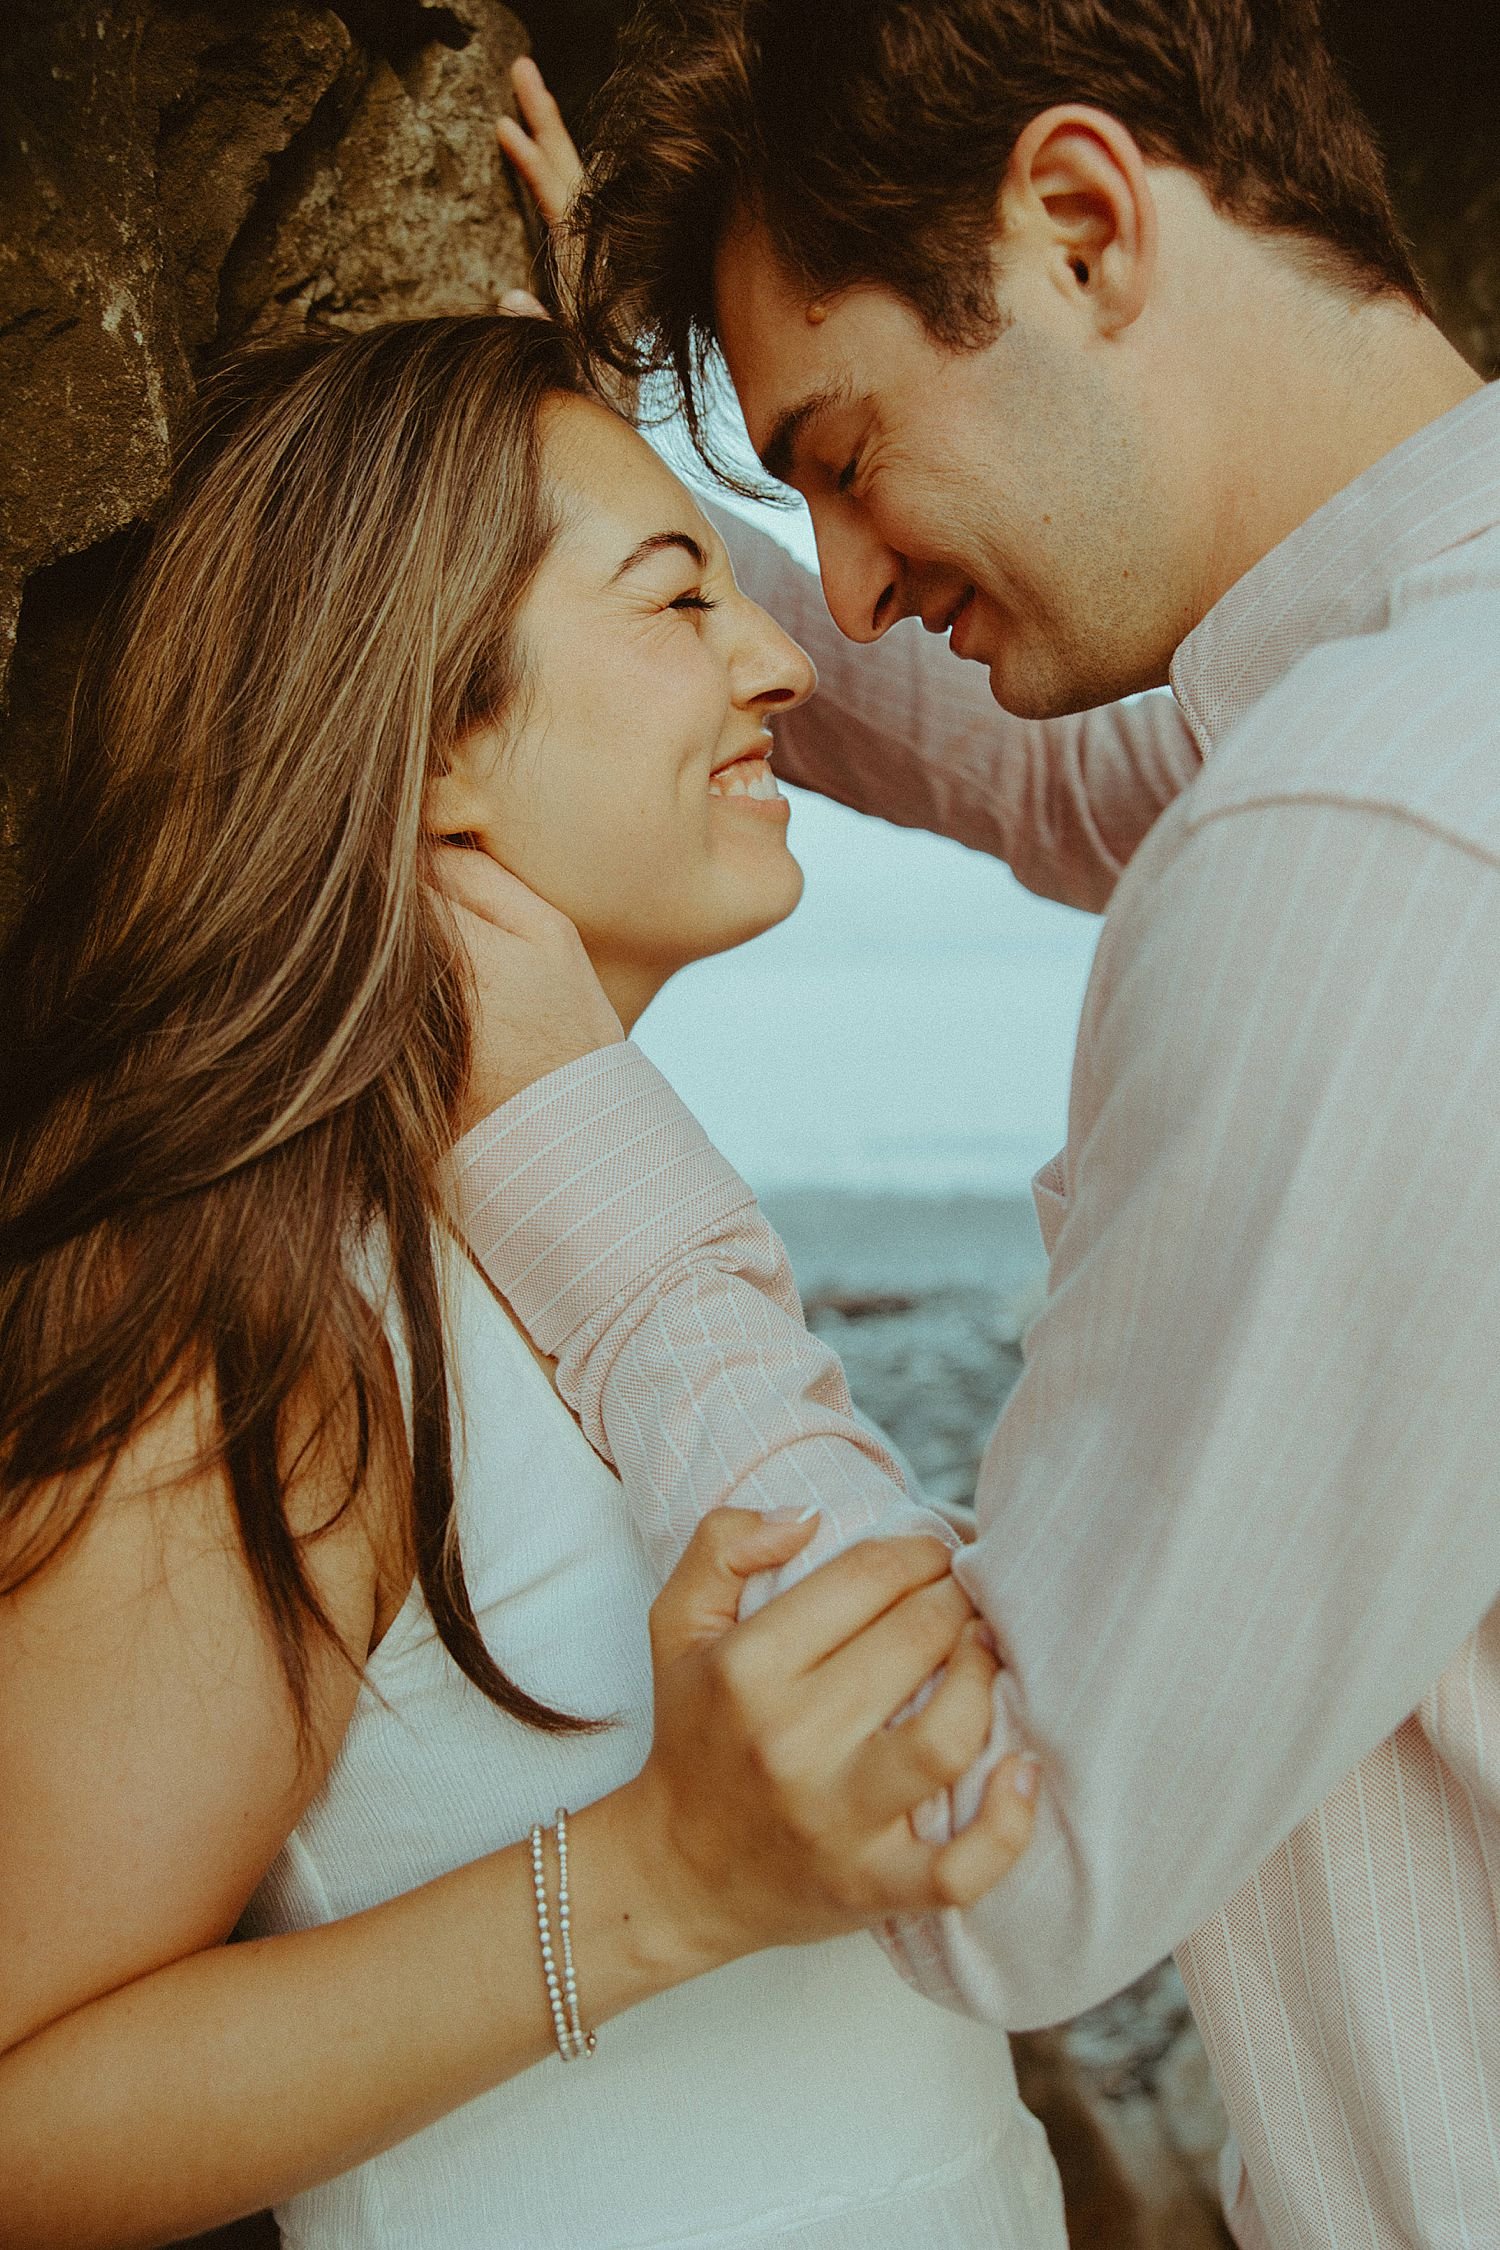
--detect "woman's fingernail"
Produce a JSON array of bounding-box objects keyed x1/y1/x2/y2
[
  {"x1": 1012, "y1": 1755, "x2": 1042, "y2": 1802},
  {"x1": 765, "y1": 1505, "x2": 819, "y2": 1525},
  {"x1": 970, "y1": 1622, "x2": 999, "y2": 1657}
]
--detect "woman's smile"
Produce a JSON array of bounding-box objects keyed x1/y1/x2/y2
[
  {"x1": 707, "y1": 741, "x2": 787, "y2": 807},
  {"x1": 432, "y1": 394, "x2": 814, "y2": 1028}
]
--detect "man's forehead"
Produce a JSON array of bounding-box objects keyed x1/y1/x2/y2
[{"x1": 713, "y1": 220, "x2": 852, "y2": 468}]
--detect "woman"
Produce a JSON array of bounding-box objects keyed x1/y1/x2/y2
[{"x1": 0, "y1": 315, "x2": 1054, "y2": 2247}]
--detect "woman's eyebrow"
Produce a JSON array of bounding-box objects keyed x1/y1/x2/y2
[{"x1": 609, "y1": 531, "x2": 709, "y2": 582}]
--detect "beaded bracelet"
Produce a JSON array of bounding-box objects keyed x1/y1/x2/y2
[
  {"x1": 530, "y1": 1811, "x2": 597, "y2": 2061},
  {"x1": 554, "y1": 1807, "x2": 597, "y2": 2058}
]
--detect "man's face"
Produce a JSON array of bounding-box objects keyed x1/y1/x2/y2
[{"x1": 714, "y1": 219, "x2": 1196, "y2": 718}]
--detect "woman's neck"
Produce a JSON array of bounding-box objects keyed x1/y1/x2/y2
[{"x1": 591, "y1": 954, "x2": 676, "y2": 1036}]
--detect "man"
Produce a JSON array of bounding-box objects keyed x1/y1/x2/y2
[{"x1": 469, "y1": 8, "x2": 1500, "y2": 2244}]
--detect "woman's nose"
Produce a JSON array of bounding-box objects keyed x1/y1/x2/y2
[
  {"x1": 810, "y1": 507, "x2": 902, "y2": 644},
  {"x1": 737, "y1": 605, "x2": 817, "y2": 714}
]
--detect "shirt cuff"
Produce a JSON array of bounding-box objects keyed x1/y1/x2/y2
[{"x1": 449, "y1": 1042, "x2": 759, "y2": 1359}]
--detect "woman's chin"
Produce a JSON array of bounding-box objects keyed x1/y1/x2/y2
[
  {"x1": 735, "y1": 854, "x2": 805, "y2": 941},
  {"x1": 688, "y1": 856, "x2": 805, "y2": 963}
]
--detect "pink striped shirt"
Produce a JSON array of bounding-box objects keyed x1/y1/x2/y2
[{"x1": 456, "y1": 380, "x2": 1500, "y2": 2250}]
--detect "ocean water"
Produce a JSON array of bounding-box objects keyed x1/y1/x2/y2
[
  {"x1": 760, "y1": 1188, "x2": 1048, "y2": 1510},
  {"x1": 762, "y1": 1185, "x2": 1045, "y2": 1301},
  {"x1": 635, "y1": 781, "x2": 1101, "y2": 1198}
]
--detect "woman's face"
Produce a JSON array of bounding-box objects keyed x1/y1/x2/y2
[{"x1": 437, "y1": 395, "x2": 816, "y2": 1024}]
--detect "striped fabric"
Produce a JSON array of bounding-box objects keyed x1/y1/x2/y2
[{"x1": 455, "y1": 381, "x2": 1500, "y2": 2250}]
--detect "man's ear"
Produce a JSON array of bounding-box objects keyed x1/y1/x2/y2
[
  {"x1": 998, "y1": 104, "x2": 1157, "y2": 335},
  {"x1": 424, "y1": 724, "x2": 503, "y2": 841}
]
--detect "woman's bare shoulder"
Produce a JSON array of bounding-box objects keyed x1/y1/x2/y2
[{"x1": 0, "y1": 1365, "x2": 391, "y2": 2057}]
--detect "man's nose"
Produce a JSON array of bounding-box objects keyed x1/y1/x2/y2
[{"x1": 810, "y1": 510, "x2": 902, "y2": 644}]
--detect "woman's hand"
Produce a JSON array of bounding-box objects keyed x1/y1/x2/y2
[
  {"x1": 0, "y1": 1431, "x2": 1030, "y2": 2250},
  {"x1": 432, "y1": 843, "x2": 624, "y2": 1130},
  {"x1": 606, "y1": 1508, "x2": 1041, "y2": 1980}
]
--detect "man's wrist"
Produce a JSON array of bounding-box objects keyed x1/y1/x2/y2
[{"x1": 454, "y1": 1029, "x2": 625, "y2": 1140}]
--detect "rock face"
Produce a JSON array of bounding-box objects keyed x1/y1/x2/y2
[
  {"x1": 0, "y1": 0, "x2": 535, "y2": 927},
  {"x1": 1014, "y1": 1963, "x2": 1234, "y2": 2249},
  {"x1": 1327, "y1": 0, "x2": 1500, "y2": 379}
]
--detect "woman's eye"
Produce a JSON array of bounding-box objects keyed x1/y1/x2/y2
[
  {"x1": 670, "y1": 590, "x2": 719, "y2": 614},
  {"x1": 836, "y1": 452, "x2": 861, "y2": 495}
]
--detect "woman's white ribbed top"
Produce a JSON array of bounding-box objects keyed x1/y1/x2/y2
[{"x1": 242, "y1": 1246, "x2": 1063, "y2": 2248}]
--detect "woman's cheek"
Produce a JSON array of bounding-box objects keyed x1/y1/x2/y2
[{"x1": 549, "y1": 781, "x2": 665, "y2": 942}]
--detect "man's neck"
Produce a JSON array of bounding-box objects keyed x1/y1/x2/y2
[{"x1": 1196, "y1": 284, "x2": 1484, "y2": 620}]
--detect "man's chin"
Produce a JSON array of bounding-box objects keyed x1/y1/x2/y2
[
  {"x1": 978, "y1": 649, "x2": 1092, "y2": 723},
  {"x1": 977, "y1": 641, "x2": 1169, "y2": 721},
  {"x1": 946, "y1": 611, "x2": 1086, "y2": 719}
]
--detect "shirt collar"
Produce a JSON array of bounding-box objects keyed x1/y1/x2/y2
[{"x1": 1171, "y1": 380, "x2": 1500, "y2": 754}]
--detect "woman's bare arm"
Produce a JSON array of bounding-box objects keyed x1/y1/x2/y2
[{"x1": 1, "y1": 1379, "x2": 1034, "y2": 2249}]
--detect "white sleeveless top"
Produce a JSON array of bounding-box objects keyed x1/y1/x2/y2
[{"x1": 243, "y1": 1246, "x2": 1065, "y2": 2248}]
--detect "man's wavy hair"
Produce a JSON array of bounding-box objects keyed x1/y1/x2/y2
[{"x1": 569, "y1": 0, "x2": 1426, "y2": 488}]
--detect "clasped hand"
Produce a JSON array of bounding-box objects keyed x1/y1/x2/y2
[{"x1": 631, "y1": 1509, "x2": 1038, "y2": 1969}]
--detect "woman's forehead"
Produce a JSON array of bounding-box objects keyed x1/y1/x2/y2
[{"x1": 540, "y1": 395, "x2": 716, "y2": 575}]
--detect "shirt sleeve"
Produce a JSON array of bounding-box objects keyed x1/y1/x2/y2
[
  {"x1": 449, "y1": 1038, "x2": 958, "y2": 1611},
  {"x1": 455, "y1": 795, "x2": 1500, "y2": 2029},
  {"x1": 710, "y1": 500, "x2": 1203, "y2": 914}
]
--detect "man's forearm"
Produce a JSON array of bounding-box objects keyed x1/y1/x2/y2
[{"x1": 452, "y1": 1041, "x2": 956, "y2": 1615}]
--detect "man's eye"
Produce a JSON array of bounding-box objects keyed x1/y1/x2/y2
[
  {"x1": 670, "y1": 591, "x2": 719, "y2": 614},
  {"x1": 836, "y1": 452, "x2": 861, "y2": 495}
]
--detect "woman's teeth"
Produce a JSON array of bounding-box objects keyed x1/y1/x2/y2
[{"x1": 709, "y1": 757, "x2": 782, "y2": 801}]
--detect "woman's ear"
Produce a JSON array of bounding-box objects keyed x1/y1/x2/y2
[{"x1": 424, "y1": 725, "x2": 503, "y2": 840}]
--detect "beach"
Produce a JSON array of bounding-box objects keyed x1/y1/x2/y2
[{"x1": 765, "y1": 1187, "x2": 1043, "y2": 1511}]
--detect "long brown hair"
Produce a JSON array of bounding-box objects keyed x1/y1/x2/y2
[{"x1": 0, "y1": 314, "x2": 603, "y2": 1741}]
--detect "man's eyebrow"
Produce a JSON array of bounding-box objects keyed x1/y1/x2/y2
[
  {"x1": 758, "y1": 380, "x2": 853, "y2": 485},
  {"x1": 609, "y1": 531, "x2": 709, "y2": 582}
]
